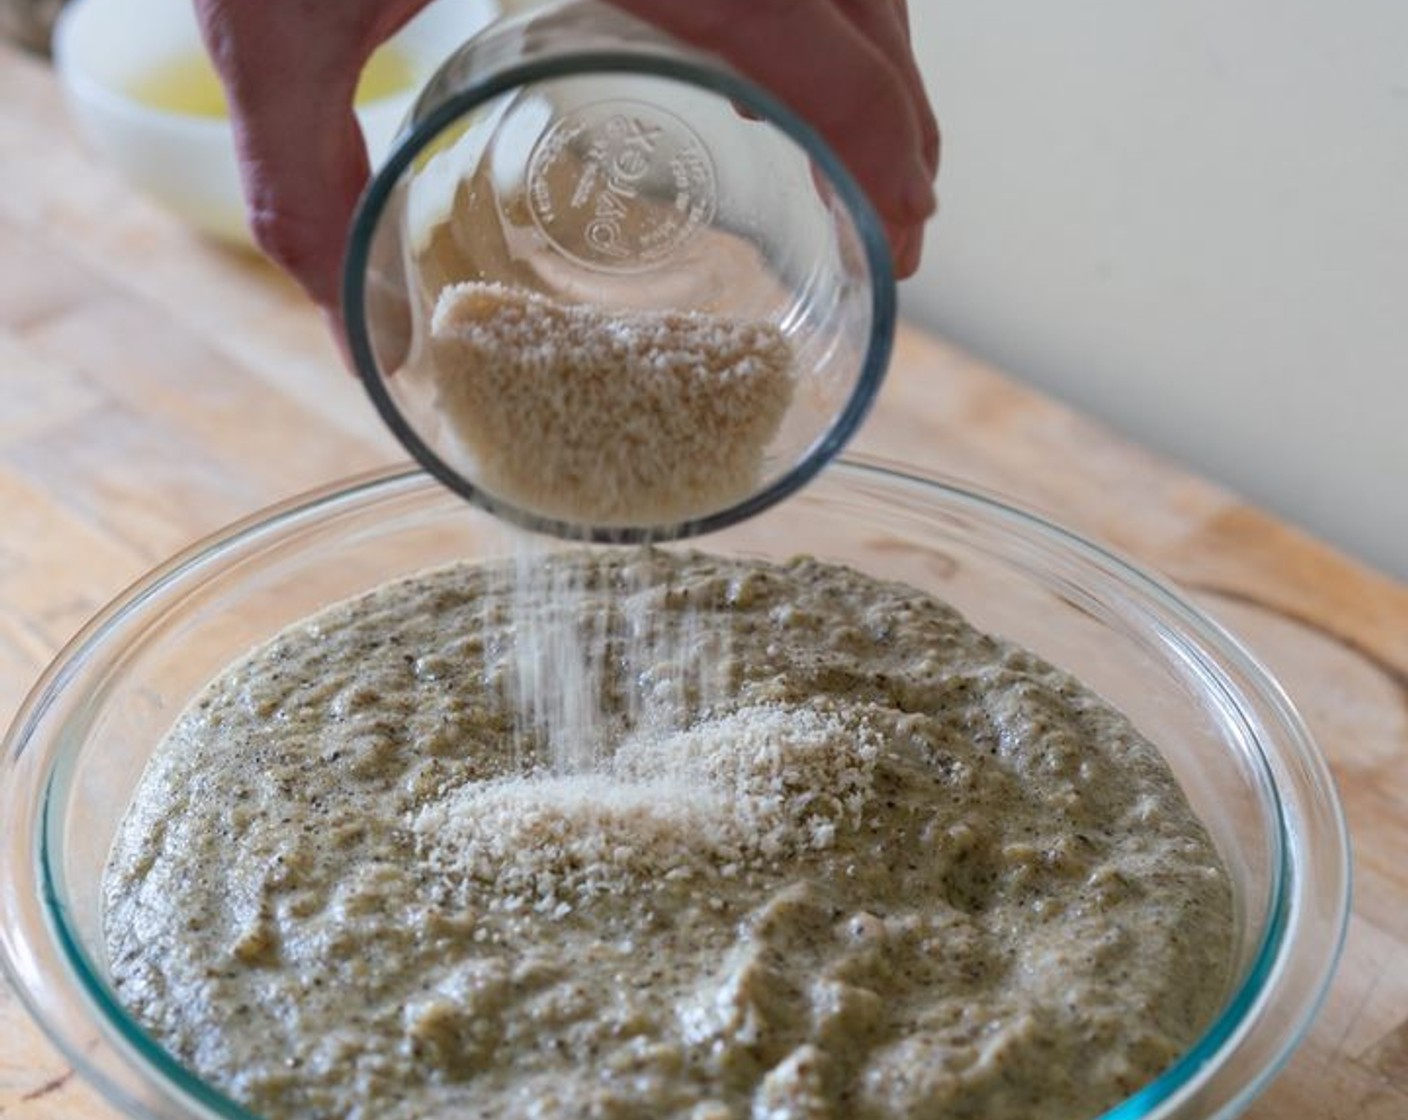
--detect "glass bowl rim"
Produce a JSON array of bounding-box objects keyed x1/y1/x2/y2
[
  {"x1": 341, "y1": 5, "x2": 898, "y2": 543},
  {"x1": 2, "y1": 457, "x2": 1350, "y2": 1120}
]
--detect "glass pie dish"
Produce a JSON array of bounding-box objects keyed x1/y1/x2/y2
[{"x1": 0, "y1": 458, "x2": 1349, "y2": 1120}]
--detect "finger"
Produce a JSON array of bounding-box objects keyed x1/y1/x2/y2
[
  {"x1": 889, "y1": 222, "x2": 923, "y2": 277},
  {"x1": 893, "y1": 0, "x2": 940, "y2": 176},
  {"x1": 894, "y1": 1, "x2": 941, "y2": 176},
  {"x1": 890, "y1": 0, "x2": 912, "y2": 38},
  {"x1": 234, "y1": 101, "x2": 370, "y2": 310},
  {"x1": 608, "y1": 0, "x2": 935, "y2": 229},
  {"x1": 832, "y1": 0, "x2": 940, "y2": 178},
  {"x1": 194, "y1": 20, "x2": 363, "y2": 305},
  {"x1": 195, "y1": 0, "x2": 428, "y2": 310}
]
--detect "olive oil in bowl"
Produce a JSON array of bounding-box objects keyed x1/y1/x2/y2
[{"x1": 126, "y1": 43, "x2": 415, "y2": 118}]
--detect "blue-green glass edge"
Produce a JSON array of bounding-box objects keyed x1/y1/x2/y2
[
  {"x1": 42, "y1": 774, "x2": 257, "y2": 1119},
  {"x1": 22, "y1": 478, "x2": 418, "y2": 1120}
]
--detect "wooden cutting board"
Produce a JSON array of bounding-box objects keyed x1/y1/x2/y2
[{"x1": 2, "y1": 42, "x2": 1406, "y2": 1120}]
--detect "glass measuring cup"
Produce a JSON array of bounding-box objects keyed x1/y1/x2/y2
[{"x1": 343, "y1": 0, "x2": 895, "y2": 542}]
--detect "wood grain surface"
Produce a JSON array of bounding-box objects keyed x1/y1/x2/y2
[{"x1": 3, "y1": 43, "x2": 1406, "y2": 1120}]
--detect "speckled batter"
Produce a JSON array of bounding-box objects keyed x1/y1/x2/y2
[{"x1": 104, "y1": 551, "x2": 1233, "y2": 1120}]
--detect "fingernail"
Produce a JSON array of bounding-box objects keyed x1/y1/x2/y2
[
  {"x1": 904, "y1": 170, "x2": 937, "y2": 221},
  {"x1": 895, "y1": 227, "x2": 922, "y2": 277}
]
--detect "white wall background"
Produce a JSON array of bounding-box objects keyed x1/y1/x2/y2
[{"x1": 900, "y1": 0, "x2": 1408, "y2": 579}]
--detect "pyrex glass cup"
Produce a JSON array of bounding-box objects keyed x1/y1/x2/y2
[{"x1": 342, "y1": 0, "x2": 895, "y2": 541}]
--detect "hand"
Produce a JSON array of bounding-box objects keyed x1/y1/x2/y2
[
  {"x1": 194, "y1": 0, "x2": 428, "y2": 308},
  {"x1": 609, "y1": 0, "x2": 939, "y2": 275},
  {"x1": 195, "y1": 0, "x2": 939, "y2": 311}
]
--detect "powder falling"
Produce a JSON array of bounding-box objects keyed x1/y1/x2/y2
[
  {"x1": 494, "y1": 535, "x2": 739, "y2": 774},
  {"x1": 428, "y1": 282, "x2": 796, "y2": 528}
]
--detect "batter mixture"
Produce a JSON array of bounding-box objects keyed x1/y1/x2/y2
[{"x1": 104, "y1": 551, "x2": 1233, "y2": 1120}]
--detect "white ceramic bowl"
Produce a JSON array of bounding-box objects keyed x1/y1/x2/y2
[{"x1": 52, "y1": 0, "x2": 497, "y2": 244}]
